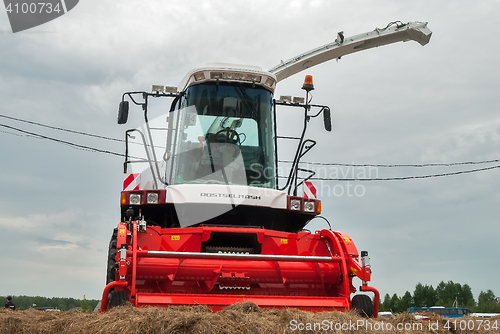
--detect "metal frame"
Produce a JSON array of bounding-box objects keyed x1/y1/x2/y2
[
  {"x1": 121, "y1": 91, "x2": 181, "y2": 187},
  {"x1": 274, "y1": 100, "x2": 329, "y2": 195}
]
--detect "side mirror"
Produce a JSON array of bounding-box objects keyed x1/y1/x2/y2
[
  {"x1": 323, "y1": 107, "x2": 332, "y2": 132},
  {"x1": 118, "y1": 101, "x2": 129, "y2": 124}
]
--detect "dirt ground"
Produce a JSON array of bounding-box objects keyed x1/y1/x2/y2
[{"x1": 1, "y1": 302, "x2": 499, "y2": 334}]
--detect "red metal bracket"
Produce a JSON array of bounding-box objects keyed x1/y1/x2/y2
[
  {"x1": 99, "y1": 281, "x2": 128, "y2": 312},
  {"x1": 360, "y1": 285, "x2": 380, "y2": 318}
]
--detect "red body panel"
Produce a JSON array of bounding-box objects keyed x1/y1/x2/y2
[
  {"x1": 135, "y1": 293, "x2": 349, "y2": 312},
  {"x1": 101, "y1": 222, "x2": 379, "y2": 313}
]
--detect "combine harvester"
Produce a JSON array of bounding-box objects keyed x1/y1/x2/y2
[{"x1": 100, "y1": 21, "x2": 432, "y2": 317}]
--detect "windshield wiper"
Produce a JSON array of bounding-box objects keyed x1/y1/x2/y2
[{"x1": 233, "y1": 83, "x2": 258, "y2": 120}]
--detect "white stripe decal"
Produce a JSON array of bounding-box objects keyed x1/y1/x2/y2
[
  {"x1": 303, "y1": 181, "x2": 316, "y2": 199},
  {"x1": 123, "y1": 173, "x2": 140, "y2": 191}
]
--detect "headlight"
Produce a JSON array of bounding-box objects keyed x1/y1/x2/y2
[
  {"x1": 210, "y1": 72, "x2": 223, "y2": 80},
  {"x1": 264, "y1": 77, "x2": 275, "y2": 88},
  {"x1": 290, "y1": 199, "x2": 301, "y2": 211},
  {"x1": 303, "y1": 201, "x2": 315, "y2": 213},
  {"x1": 129, "y1": 193, "x2": 141, "y2": 205},
  {"x1": 194, "y1": 72, "x2": 206, "y2": 81},
  {"x1": 146, "y1": 192, "x2": 159, "y2": 204}
]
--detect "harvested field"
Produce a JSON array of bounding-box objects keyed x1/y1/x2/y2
[{"x1": 1, "y1": 302, "x2": 498, "y2": 334}]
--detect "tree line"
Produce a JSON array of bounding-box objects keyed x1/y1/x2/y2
[
  {"x1": 4, "y1": 282, "x2": 499, "y2": 313},
  {"x1": 1, "y1": 295, "x2": 99, "y2": 311},
  {"x1": 379, "y1": 281, "x2": 500, "y2": 313}
]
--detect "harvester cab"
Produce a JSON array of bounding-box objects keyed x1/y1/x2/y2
[
  {"x1": 101, "y1": 21, "x2": 432, "y2": 316},
  {"x1": 118, "y1": 64, "x2": 328, "y2": 232}
]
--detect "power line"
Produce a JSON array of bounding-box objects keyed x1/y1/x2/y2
[
  {"x1": 4, "y1": 113, "x2": 497, "y2": 170},
  {"x1": 0, "y1": 123, "x2": 126, "y2": 158},
  {"x1": 2, "y1": 116, "x2": 499, "y2": 181},
  {"x1": 279, "y1": 159, "x2": 500, "y2": 168},
  {"x1": 0, "y1": 113, "x2": 124, "y2": 143},
  {"x1": 0, "y1": 113, "x2": 166, "y2": 149},
  {"x1": 278, "y1": 164, "x2": 500, "y2": 181}
]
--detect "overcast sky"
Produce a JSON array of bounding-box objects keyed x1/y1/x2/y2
[{"x1": 1, "y1": 0, "x2": 499, "y2": 304}]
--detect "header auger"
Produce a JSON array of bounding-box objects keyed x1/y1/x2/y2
[{"x1": 100, "y1": 21, "x2": 431, "y2": 316}]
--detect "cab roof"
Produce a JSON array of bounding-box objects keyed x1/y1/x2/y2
[{"x1": 178, "y1": 63, "x2": 277, "y2": 93}]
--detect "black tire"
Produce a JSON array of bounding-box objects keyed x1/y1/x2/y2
[
  {"x1": 352, "y1": 294, "x2": 374, "y2": 317},
  {"x1": 108, "y1": 290, "x2": 129, "y2": 308},
  {"x1": 106, "y1": 228, "x2": 118, "y2": 285}
]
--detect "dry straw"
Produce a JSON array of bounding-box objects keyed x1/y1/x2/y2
[{"x1": 1, "y1": 302, "x2": 498, "y2": 334}]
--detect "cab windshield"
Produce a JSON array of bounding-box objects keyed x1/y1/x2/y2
[{"x1": 167, "y1": 82, "x2": 275, "y2": 188}]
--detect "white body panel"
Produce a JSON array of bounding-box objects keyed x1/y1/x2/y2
[
  {"x1": 166, "y1": 184, "x2": 287, "y2": 209},
  {"x1": 166, "y1": 184, "x2": 288, "y2": 227},
  {"x1": 178, "y1": 62, "x2": 277, "y2": 93},
  {"x1": 269, "y1": 21, "x2": 432, "y2": 82}
]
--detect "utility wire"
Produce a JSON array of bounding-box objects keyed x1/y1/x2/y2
[
  {"x1": 279, "y1": 159, "x2": 500, "y2": 168},
  {"x1": 0, "y1": 123, "x2": 126, "y2": 158},
  {"x1": 278, "y1": 164, "x2": 500, "y2": 181},
  {"x1": 5, "y1": 113, "x2": 497, "y2": 169},
  {"x1": 0, "y1": 113, "x2": 124, "y2": 143},
  {"x1": 2, "y1": 116, "x2": 499, "y2": 181},
  {"x1": 0, "y1": 113, "x2": 166, "y2": 149},
  {"x1": 0, "y1": 114, "x2": 166, "y2": 148}
]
